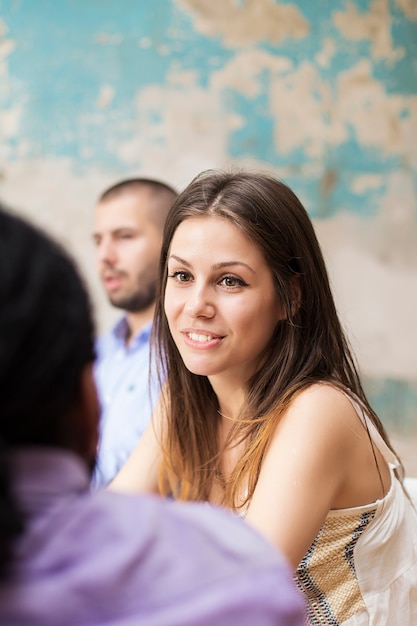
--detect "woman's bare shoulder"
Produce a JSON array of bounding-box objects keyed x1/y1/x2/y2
[
  {"x1": 293, "y1": 381, "x2": 351, "y2": 403},
  {"x1": 287, "y1": 383, "x2": 362, "y2": 426},
  {"x1": 272, "y1": 382, "x2": 368, "y2": 458}
]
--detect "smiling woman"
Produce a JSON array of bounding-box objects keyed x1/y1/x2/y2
[
  {"x1": 111, "y1": 169, "x2": 417, "y2": 626},
  {"x1": 165, "y1": 216, "x2": 282, "y2": 384}
]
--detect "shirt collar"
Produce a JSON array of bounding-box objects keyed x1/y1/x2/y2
[{"x1": 112, "y1": 317, "x2": 153, "y2": 347}]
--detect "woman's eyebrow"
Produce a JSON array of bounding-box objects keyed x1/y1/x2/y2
[
  {"x1": 212, "y1": 261, "x2": 255, "y2": 274},
  {"x1": 168, "y1": 254, "x2": 191, "y2": 267},
  {"x1": 169, "y1": 254, "x2": 255, "y2": 274}
]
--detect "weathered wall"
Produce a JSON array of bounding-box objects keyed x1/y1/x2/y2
[{"x1": 0, "y1": 0, "x2": 416, "y2": 432}]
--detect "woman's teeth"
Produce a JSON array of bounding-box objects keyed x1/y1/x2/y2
[{"x1": 188, "y1": 332, "x2": 214, "y2": 342}]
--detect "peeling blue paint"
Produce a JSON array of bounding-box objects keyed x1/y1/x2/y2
[
  {"x1": 1, "y1": 0, "x2": 416, "y2": 184},
  {"x1": 365, "y1": 377, "x2": 417, "y2": 435},
  {"x1": 0, "y1": 0, "x2": 416, "y2": 430}
]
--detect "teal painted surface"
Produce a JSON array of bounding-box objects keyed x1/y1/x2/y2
[
  {"x1": 1, "y1": 1, "x2": 179, "y2": 165},
  {"x1": 365, "y1": 378, "x2": 417, "y2": 435},
  {"x1": 1, "y1": 0, "x2": 416, "y2": 430},
  {"x1": 1, "y1": 1, "x2": 416, "y2": 217}
]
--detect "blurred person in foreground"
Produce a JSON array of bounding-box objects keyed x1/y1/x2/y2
[
  {"x1": 0, "y1": 206, "x2": 305, "y2": 626},
  {"x1": 92, "y1": 178, "x2": 177, "y2": 486}
]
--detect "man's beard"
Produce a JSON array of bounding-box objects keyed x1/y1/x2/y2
[{"x1": 109, "y1": 281, "x2": 157, "y2": 313}]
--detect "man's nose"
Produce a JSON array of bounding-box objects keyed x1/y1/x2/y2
[{"x1": 97, "y1": 238, "x2": 117, "y2": 265}]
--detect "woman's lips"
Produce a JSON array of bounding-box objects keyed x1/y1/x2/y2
[{"x1": 182, "y1": 330, "x2": 224, "y2": 349}]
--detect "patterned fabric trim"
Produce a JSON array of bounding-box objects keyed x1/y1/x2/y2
[{"x1": 295, "y1": 509, "x2": 377, "y2": 625}]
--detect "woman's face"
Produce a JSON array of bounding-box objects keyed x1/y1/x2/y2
[{"x1": 164, "y1": 216, "x2": 284, "y2": 387}]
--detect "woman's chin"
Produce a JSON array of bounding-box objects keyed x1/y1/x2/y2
[{"x1": 181, "y1": 357, "x2": 219, "y2": 378}]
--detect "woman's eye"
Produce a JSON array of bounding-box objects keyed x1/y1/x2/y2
[
  {"x1": 168, "y1": 271, "x2": 191, "y2": 283},
  {"x1": 220, "y1": 276, "x2": 247, "y2": 288}
]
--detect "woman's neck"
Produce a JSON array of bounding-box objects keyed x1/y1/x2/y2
[{"x1": 209, "y1": 377, "x2": 246, "y2": 422}]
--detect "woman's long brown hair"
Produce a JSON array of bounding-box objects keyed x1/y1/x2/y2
[{"x1": 152, "y1": 169, "x2": 399, "y2": 511}]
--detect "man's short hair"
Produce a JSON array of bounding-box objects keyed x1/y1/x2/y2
[{"x1": 98, "y1": 178, "x2": 178, "y2": 230}]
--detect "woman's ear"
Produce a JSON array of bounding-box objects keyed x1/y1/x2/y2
[{"x1": 72, "y1": 363, "x2": 100, "y2": 465}]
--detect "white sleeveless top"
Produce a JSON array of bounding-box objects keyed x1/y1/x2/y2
[{"x1": 294, "y1": 396, "x2": 417, "y2": 625}]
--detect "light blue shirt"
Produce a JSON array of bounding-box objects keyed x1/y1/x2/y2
[{"x1": 92, "y1": 317, "x2": 160, "y2": 487}]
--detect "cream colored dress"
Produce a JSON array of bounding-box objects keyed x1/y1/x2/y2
[{"x1": 294, "y1": 398, "x2": 417, "y2": 625}]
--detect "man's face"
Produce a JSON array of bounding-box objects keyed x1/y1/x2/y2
[{"x1": 93, "y1": 191, "x2": 163, "y2": 312}]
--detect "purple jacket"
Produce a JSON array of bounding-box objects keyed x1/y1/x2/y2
[{"x1": 0, "y1": 448, "x2": 305, "y2": 626}]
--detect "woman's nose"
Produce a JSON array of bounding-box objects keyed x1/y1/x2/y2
[{"x1": 184, "y1": 286, "x2": 215, "y2": 318}]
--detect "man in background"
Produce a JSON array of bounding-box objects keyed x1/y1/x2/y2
[
  {"x1": 92, "y1": 178, "x2": 177, "y2": 486},
  {"x1": 0, "y1": 206, "x2": 305, "y2": 626}
]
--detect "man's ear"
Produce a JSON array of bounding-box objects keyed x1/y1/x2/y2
[{"x1": 72, "y1": 363, "x2": 100, "y2": 463}]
